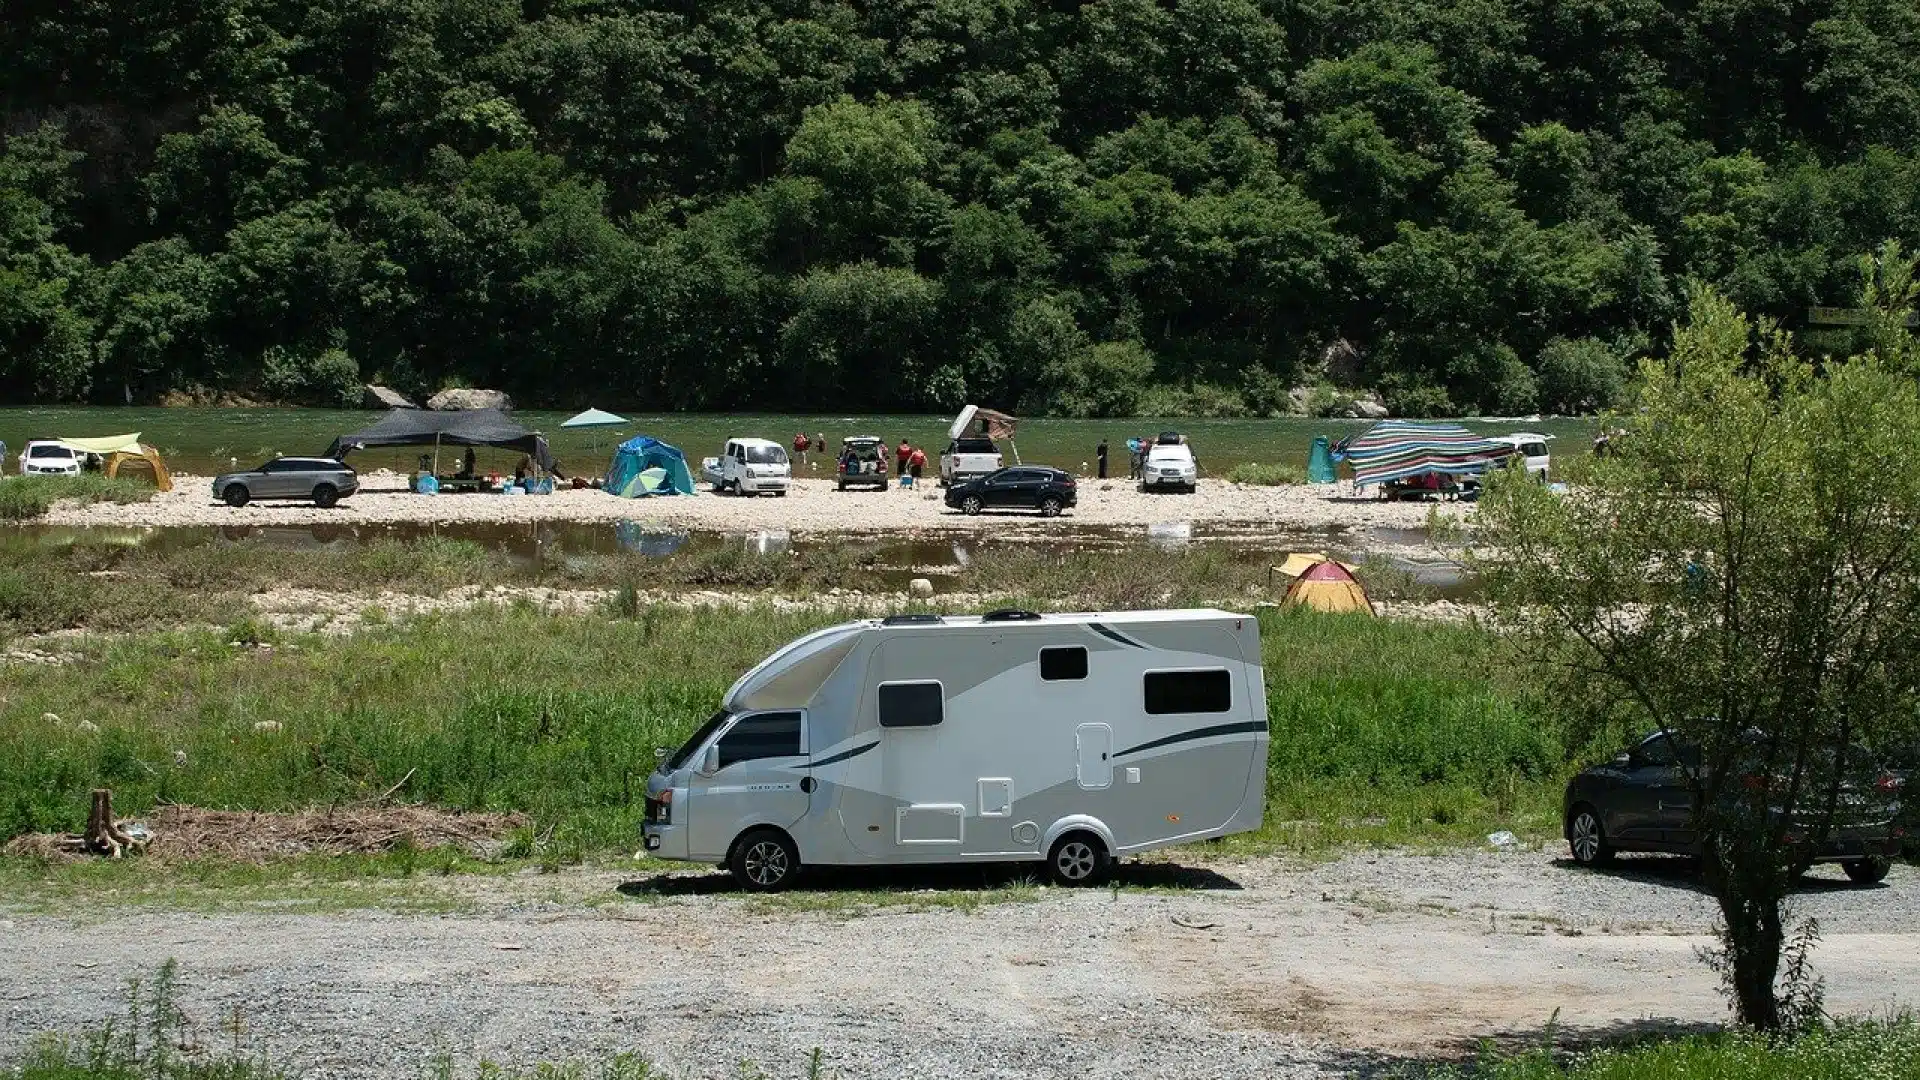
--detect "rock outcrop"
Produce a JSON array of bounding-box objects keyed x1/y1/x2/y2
[
  {"x1": 426, "y1": 388, "x2": 511, "y2": 411},
  {"x1": 362, "y1": 385, "x2": 416, "y2": 409}
]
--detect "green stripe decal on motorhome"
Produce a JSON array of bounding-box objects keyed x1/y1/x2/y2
[
  {"x1": 810, "y1": 741, "x2": 879, "y2": 767},
  {"x1": 1113, "y1": 721, "x2": 1267, "y2": 759},
  {"x1": 1088, "y1": 623, "x2": 1148, "y2": 649}
]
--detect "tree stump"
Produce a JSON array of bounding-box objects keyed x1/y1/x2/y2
[{"x1": 84, "y1": 788, "x2": 136, "y2": 857}]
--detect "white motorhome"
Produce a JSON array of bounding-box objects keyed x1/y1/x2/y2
[{"x1": 642, "y1": 608, "x2": 1268, "y2": 890}]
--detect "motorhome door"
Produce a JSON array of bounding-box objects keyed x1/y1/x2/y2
[{"x1": 685, "y1": 711, "x2": 811, "y2": 861}]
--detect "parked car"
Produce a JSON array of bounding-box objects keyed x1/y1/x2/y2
[
  {"x1": 18, "y1": 440, "x2": 81, "y2": 476},
  {"x1": 212, "y1": 457, "x2": 359, "y2": 508},
  {"x1": 1563, "y1": 730, "x2": 1904, "y2": 884},
  {"x1": 706, "y1": 438, "x2": 790, "y2": 496},
  {"x1": 836, "y1": 436, "x2": 889, "y2": 491},
  {"x1": 945, "y1": 466, "x2": 1077, "y2": 517},
  {"x1": 1140, "y1": 438, "x2": 1198, "y2": 493},
  {"x1": 1491, "y1": 432, "x2": 1554, "y2": 481}
]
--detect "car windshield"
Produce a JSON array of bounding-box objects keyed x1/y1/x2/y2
[
  {"x1": 745, "y1": 446, "x2": 787, "y2": 465},
  {"x1": 27, "y1": 445, "x2": 73, "y2": 459},
  {"x1": 1148, "y1": 446, "x2": 1190, "y2": 462},
  {"x1": 667, "y1": 710, "x2": 732, "y2": 770}
]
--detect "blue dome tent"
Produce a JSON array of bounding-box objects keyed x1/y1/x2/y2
[{"x1": 606, "y1": 436, "x2": 694, "y2": 497}]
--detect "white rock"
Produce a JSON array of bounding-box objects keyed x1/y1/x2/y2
[
  {"x1": 362, "y1": 385, "x2": 416, "y2": 410},
  {"x1": 41, "y1": 712, "x2": 61, "y2": 727},
  {"x1": 908, "y1": 578, "x2": 935, "y2": 598},
  {"x1": 426, "y1": 388, "x2": 512, "y2": 411},
  {"x1": 253, "y1": 720, "x2": 283, "y2": 733},
  {"x1": 74, "y1": 719, "x2": 99, "y2": 733}
]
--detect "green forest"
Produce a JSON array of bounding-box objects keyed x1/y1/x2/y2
[{"x1": 3, "y1": 0, "x2": 1918, "y2": 415}]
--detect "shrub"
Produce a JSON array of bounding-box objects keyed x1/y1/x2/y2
[
  {"x1": 1536, "y1": 335, "x2": 1629, "y2": 414},
  {"x1": 0, "y1": 476, "x2": 156, "y2": 521}
]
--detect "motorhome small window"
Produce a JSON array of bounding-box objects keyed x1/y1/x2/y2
[
  {"x1": 878, "y1": 681, "x2": 944, "y2": 728},
  {"x1": 1143, "y1": 670, "x2": 1232, "y2": 715},
  {"x1": 1040, "y1": 647, "x2": 1088, "y2": 681},
  {"x1": 717, "y1": 711, "x2": 803, "y2": 768}
]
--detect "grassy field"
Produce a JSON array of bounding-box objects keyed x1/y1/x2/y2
[
  {"x1": 0, "y1": 533, "x2": 1443, "y2": 641},
  {"x1": 1441, "y1": 1019, "x2": 1920, "y2": 1079},
  {"x1": 0, "y1": 406, "x2": 1598, "y2": 477},
  {"x1": 0, "y1": 601, "x2": 1571, "y2": 857},
  {"x1": 0, "y1": 476, "x2": 155, "y2": 521}
]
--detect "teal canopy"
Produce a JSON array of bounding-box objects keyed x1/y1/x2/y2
[
  {"x1": 606, "y1": 435, "x2": 693, "y2": 497},
  {"x1": 1307, "y1": 435, "x2": 1337, "y2": 484},
  {"x1": 561, "y1": 407, "x2": 628, "y2": 429}
]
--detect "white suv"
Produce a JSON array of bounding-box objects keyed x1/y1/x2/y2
[
  {"x1": 19, "y1": 440, "x2": 81, "y2": 476},
  {"x1": 708, "y1": 438, "x2": 791, "y2": 496},
  {"x1": 1141, "y1": 441, "x2": 1197, "y2": 493}
]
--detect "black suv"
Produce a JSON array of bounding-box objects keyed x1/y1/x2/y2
[
  {"x1": 944, "y1": 466, "x2": 1077, "y2": 517},
  {"x1": 1563, "y1": 730, "x2": 1904, "y2": 883}
]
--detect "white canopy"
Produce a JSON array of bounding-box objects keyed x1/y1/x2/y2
[{"x1": 560, "y1": 408, "x2": 628, "y2": 429}]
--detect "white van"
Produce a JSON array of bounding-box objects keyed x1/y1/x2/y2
[
  {"x1": 642, "y1": 608, "x2": 1269, "y2": 890},
  {"x1": 1491, "y1": 432, "x2": 1553, "y2": 481},
  {"x1": 707, "y1": 438, "x2": 791, "y2": 496}
]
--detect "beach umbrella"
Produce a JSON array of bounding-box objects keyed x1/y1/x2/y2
[
  {"x1": 561, "y1": 408, "x2": 628, "y2": 428},
  {"x1": 561, "y1": 407, "x2": 629, "y2": 465}
]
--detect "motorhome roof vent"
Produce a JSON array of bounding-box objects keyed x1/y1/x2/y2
[
  {"x1": 881, "y1": 614, "x2": 944, "y2": 626},
  {"x1": 981, "y1": 609, "x2": 1042, "y2": 622}
]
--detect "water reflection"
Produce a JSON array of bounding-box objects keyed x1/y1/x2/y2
[
  {"x1": 614, "y1": 521, "x2": 688, "y2": 557},
  {"x1": 1146, "y1": 521, "x2": 1192, "y2": 550},
  {"x1": 743, "y1": 529, "x2": 791, "y2": 555}
]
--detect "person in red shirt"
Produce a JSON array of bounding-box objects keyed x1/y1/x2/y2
[
  {"x1": 793, "y1": 432, "x2": 810, "y2": 470},
  {"x1": 896, "y1": 439, "x2": 911, "y2": 475},
  {"x1": 907, "y1": 446, "x2": 927, "y2": 486}
]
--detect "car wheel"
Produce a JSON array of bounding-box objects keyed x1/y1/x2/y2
[
  {"x1": 711, "y1": 482, "x2": 724, "y2": 494},
  {"x1": 1567, "y1": 805, "x2": 1614, "y2": 866},
  {"x1": 837, "y1": 479, "x2": 846, "y2": 491},
  {"x1": 729, "y1": 828, "x2": 799, "y2": 892},
  {"x1": 222, "y1": 485, "x2": 250, "y2": 508},
  {"x1": 312, "y1": 484, "x2": 338, "y2": 509},
  {"x1": 1047, "y1": 831, "x2": 1110, "y2": 887},
  {"x1": 1844, "y1": 857, "x2": 1891, "y2": 885},
  {"x1": 961, "y1": 495, "x2": 983, "y2": 515},
  {"x1": 1039, "y1": 496, "x2": 1063, "y2": 517}
]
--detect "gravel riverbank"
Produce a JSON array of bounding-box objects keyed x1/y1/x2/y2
[
  {"x1": 41, "y1": 474, "x2": 1460, "y2": 537},
  {"x1": 3, "y1": 851, "x2": 1914, "y2": 1078}
]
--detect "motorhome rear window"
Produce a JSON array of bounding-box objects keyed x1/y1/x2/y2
[
  {"x1": 878, "y1": 682, "x2": 944, "y2": 727},
  {"x1": 1143, "y1": 670, "x2": 1232, "y2": 715},
  {"x1": 717, "y1": 712, "x2": 802, "y2": 767},
  {"x1": 1040, "y1": 647, "x2": 1088, "y2": 681}
]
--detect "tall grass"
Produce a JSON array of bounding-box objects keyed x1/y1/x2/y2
[
  {"x1": 1224, "y1": 461, "x2": 1308, "y2": 486},
  {"x1": 8, "y1": 960, "x2": 289, "y2": 1080},
  {"x1": 0, "y1": 604, "x2": 1562, "y2": 853},
  {"x1": 1438, "y1": 1018, "x2": 1920, "y2": 1079},
  {"x1": 0, "y1": 476, "x2": 155, "y2": 521}
]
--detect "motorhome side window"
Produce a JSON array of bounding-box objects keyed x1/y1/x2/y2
[
  {"x1": 1040, "y1": 647, "x2": 1088, "y2": 681},
  {"x1": 716, "y1": 712, "x2": 802, "y2": 768},
  {"x1": 878, "y1": 681, "x2": 944, "y2": 728},
  {"x1": 1143, "y1": 670, "x2": 1232, "y2": 715}
]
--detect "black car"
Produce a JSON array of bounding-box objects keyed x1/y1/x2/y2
[
  {"x1": 944, "y1": 466, "x2": 1077, "y2": 517},
  {"x1": 1563, "y1": 730, "x2": 1904, "y2": 884}
]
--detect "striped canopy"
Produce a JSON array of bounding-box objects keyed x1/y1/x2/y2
[{"x1": 1337, "y1": 421, "x2": 1518, "y2": 488}]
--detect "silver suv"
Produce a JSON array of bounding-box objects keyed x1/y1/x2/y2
[{"x1": 213, "y1": 457, "x2": 358, "y2": 508}]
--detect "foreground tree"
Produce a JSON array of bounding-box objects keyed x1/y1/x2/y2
[{"x1": 1478, "y1": 276, "x2": 1920, "y2": 1029}]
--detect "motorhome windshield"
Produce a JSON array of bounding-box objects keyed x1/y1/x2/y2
[
  {"x1": 667, "y1": 710, "x2": 732, "y2": 769},
  {"x1": 745, "y1": 446, "x2": 787, "y2": 465}
]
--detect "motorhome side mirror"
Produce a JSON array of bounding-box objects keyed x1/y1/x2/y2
[
  {"x1": 1613, "y1": 751, "x2": 1633, "y2": 767},
  {"x1": 699, "y1": 745, "x2": 720, "y2": 776}
]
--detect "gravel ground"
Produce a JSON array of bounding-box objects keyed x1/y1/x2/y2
[
  {"x1": 41, "y1": 474, "x2": 1457, "y2": 537},
  {"x1": 3, "y1": 850, "x2": 1915, "y2": 1079}
]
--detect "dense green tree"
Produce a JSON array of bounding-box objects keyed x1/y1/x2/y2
[{"x1": 2, "y1": 0, "x2": 1919, "y2": 409}]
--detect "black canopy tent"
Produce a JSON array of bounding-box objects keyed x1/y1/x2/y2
[{"x1": 324, "y1": 409, "x2": 560, "y2": 475}]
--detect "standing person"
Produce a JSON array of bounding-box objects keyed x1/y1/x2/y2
[
  {"x1": 792, "y1": 431, "x2": 810, "y2": 470},
  {"x1": 908, "y1": 445, "x2": 927, "y2": 487},
  {"x1": 896, "y1": 438, "x2": 911, "y2": 476},
  {"x1": 0, "y1": 439, "x2": 8, "y2": 473},
  {"x1": 1096, "y1": 439, "x2": 1108, "y2": 480},
  {"x1": 815, "y1": 432, "x2": 826, "y2": 472}
]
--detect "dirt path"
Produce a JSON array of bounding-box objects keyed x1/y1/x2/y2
[{"x1": 3, "y1": 851, "x2": 1914, "y2": 1079}]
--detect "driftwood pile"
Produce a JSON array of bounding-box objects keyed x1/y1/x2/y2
[{"x1": 3, "y1": 790, "x2": 527, "y2": 863}]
